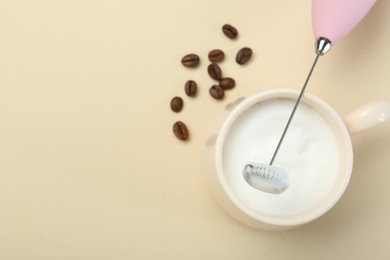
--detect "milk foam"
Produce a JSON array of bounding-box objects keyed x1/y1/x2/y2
[{"x1": 222, "y1": 98, "x2": 340, "y2": 216}]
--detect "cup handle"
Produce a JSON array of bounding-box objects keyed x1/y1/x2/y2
[{"x1": 343, "y1": 100, "x2": 390, "y2": 135}]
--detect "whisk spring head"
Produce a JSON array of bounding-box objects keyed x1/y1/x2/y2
[{"x1": 243, "y1": 162, "x2": 289, "y2": 194}]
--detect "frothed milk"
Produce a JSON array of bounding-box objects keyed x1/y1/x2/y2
[{"x1": 222, "y1": 98, "x2": 340, "y2": 216}]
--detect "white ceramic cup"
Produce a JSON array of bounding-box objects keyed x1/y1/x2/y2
[{"x1": 204, "y1": 88, "x2": 390, "y2": 230}]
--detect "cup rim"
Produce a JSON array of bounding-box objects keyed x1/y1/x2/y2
[{"x1": 215, "y1": 88, "x2": 353, "y2": 227}]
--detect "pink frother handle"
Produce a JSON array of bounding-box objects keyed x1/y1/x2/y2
[{"x1": 312, "y1": 0, "x2": 376, "y2": 44}]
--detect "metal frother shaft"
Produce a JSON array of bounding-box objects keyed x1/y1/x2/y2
[{"x1": 269, "y1": 37, "x2": 331, "y2": 165}]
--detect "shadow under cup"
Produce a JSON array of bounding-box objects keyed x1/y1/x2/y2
[{"x1": 206, "y1": 89, "x2": 353, "y2": 230}]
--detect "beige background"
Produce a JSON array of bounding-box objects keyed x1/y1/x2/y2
[{"x1": 1, "y1": 0, "x2": 389, "y2": 259}]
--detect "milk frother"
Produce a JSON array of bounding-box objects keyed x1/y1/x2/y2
[{"x1": 243, "y1": 0, "x2": 377, "y2": 194}]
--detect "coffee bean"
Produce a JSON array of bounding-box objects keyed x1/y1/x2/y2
[
  {"x1": 184, "y1": 80, "x2": 197, "y2": 97},
  {"x1": 236, "y1": 47, "x2": 252, "y2": 65},
  {"x1": 170, "y1": 96, "x2": 183, "y2": 112},
  {"x1": 208, "y1": 49, "x2": 225, "y2": 62},
  {"x1": 181, "y1": 54, "x2": 200, "y2": 67},
  {"x1": 207, "y1": 63, "x2": 222, "y2": 80},
  {"x1": 173, "y1": 121, "x2": 189, "y2": 141},
  {"x1": 209, "y1": 85, "x2": 224, "y2": 100},
  {"x1": 219, "y1": 77, "x2": 235, "y2": 90},
  {"x1": 222, "y1": 24, "x2": 238, "y2": 39}
]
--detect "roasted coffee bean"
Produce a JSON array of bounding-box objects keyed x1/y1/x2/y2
[
  {"x1": 209, "y1": 85, "x2": 224, "y2": 100},
  {"x1": 222, "y1": 24, "x2": 238, "y2": 39},
  {"x1": 219, "y1": 77, "x2": 235, "y2": 90},
  {"x1": 207, "y1": 63, "x2": 222, "y2": 80},
  {"x1": 173, "y1": 121, "x2": 189, "y2": 141},
  {"x1": 170, "y1": 96, "x2": 183, "y2": 112},
  {"x1": 184, "y1": 80, "x2": 197, "y2": 97},
  {"x1": 208, "y1": 49, "x2": 225, "y2": 62},
  {"x1": 236, "y1": 47, "x2": 252, "y2": 65},
  {"x1": 181, "y1": 54, "x2": 200, "y2": 67}
]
